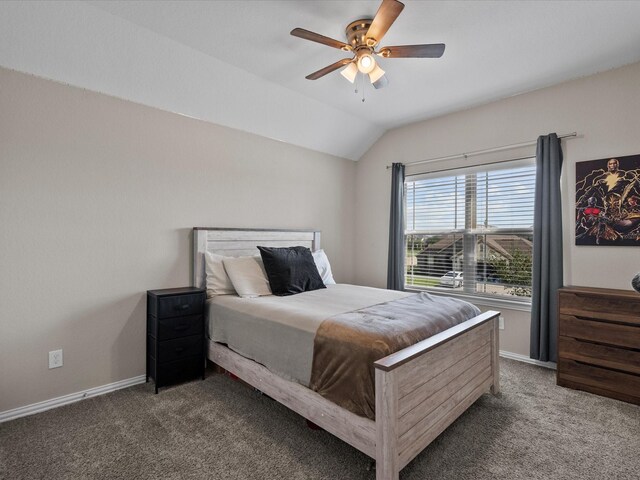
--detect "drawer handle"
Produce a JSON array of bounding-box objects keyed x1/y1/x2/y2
[
  {"x1": 176, "y1": 304, "x2": 191, "y2": 311},
  {"x1": 174, "y1": 325, "x2": 190, "y2": 331},
  {"x1": 175, "y1": 347, "x2": 185, "y2": 353}
]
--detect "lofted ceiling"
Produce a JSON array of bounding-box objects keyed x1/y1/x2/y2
[{"x1": 2, "y1": 1, "x2": 640, "y2": 160}]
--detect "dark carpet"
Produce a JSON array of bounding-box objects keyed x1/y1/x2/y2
[{"x1": 1, "y1": 359, "x2": 638, "y2": 479}]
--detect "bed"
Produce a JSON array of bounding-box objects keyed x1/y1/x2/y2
[{"x1": 193, "y1": 227, "x2": 500, "y2": 480}]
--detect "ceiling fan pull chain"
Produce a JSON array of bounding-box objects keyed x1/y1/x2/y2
[{"x1": 362, "y1": 73, "x2": 366, "y2": 103}]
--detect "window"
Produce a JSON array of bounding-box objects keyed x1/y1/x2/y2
[{"x1": 405, "y1": 160, "x2": 535, "y2": 301}]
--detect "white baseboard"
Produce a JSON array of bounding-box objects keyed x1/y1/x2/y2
[
  {"x1": 1, "y1": 352, "x2": 553, "y2": 423},
  {"x1": 500, "y1": 350, "x2": 557, "y2": 370},
  {"x1": 0, "y1": 374, "x2": 147, "y2": 423}
]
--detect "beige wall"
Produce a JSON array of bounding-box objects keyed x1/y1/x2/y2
[
  {"x1": 4, "y1": 60, "x2": 640, "y2": 412},
  {"x1": 355, "y1": 61, "x2": 640, "y2": 356},
  {"x1": 0, "y1": 68, "x2": 356, "y2": 412}
]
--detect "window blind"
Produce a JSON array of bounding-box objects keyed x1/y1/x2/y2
[{"x1": 405, "y1": 160, "x2": 535, "y2": 299}]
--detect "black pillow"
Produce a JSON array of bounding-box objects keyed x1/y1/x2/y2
[{"x1": 257, "y1": 246, "x2": 326, "y2": 296}]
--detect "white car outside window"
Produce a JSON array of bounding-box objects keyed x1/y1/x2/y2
[{"x1": 439, "y1": 271, "x2": 463, "y2": 288}]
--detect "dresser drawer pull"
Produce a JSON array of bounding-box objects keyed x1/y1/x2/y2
[
  {"x1": 176, "y1": 304, "x2": 191, "y2": 311},
  {"x1": 174, "y1": 325, "x2": 190, "y2": 331},
  {"x1": 175, "y1": 347, "x2": 185, "y2": 353}
]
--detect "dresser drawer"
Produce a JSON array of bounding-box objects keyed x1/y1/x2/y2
[
  {"x1": 148, "y1": 334, "x2": 203, "y2": 364},
  {"x1": 149, "y1": 356, "x2": 203, "y2": 389},
  {"x1": 558, "y1": 336, "x2": 640, "y2": 375},
  {"x1": 558, "y1": 291, "x2": 640, "y2": 324},
  {"x1": 150, "y1": 293, "x2": 205, "y2": 319},
  {"x1": 557, "y1": 359, "x2": 640, "y2": 404},
  {"x1": 148, "y1": 314, "x2": 203, "y2": 340},
  {"x1": 559, "y1": 315, "x2": 640, "y2": 350}
]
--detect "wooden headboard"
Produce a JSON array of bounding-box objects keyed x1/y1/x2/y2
[{"x1": 192, "y1": 228, "x2": 321, "y2": 289}]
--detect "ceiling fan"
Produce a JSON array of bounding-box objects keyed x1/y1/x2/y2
[{"x1": 290, "y1": 0, "x2": 445, "y2": 89}]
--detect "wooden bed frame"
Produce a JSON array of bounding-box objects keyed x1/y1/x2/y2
[{"x1": 193, "y1": 227, "x2": 500, "y2": 480}]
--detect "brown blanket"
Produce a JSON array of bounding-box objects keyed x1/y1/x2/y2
[{"x1": 309, "y1": 292, "x2": 481, "y2": 419}]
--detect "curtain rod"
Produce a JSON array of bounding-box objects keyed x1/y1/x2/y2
[
  {"x1": 406, "y1": 154, "x2": 537, "y2": 177},
  {"x1": 385, "y1": 132, "x2": 578, "y2": 169}
]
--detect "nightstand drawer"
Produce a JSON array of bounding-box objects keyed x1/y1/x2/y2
[
  {"x1": 150, "y1": 356, "x2": 203, "y2": 389},
  {"x1": 148, "y1": 334, "x2": 203, "y2": 363},
  {"x1": 147, "y1": 314, "x2": 203, "y2": 340},
  {"x1": 153, "y1": 293, "x2": 205, "y2": 319}
]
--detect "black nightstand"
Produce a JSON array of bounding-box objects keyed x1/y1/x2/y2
[{"x1": 147, "y1": 287, "x2": 206, "y2": 394}]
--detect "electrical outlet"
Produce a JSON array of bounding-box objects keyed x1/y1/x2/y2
[
  {"x1": 49, "y1": 349, "x2": 63, "y2": 369},
  {"x1": 498, "y1": 316, "x2": 505, "y2": 330}
]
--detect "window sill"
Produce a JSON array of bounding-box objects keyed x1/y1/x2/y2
[{"x1": 405, "y1": 287, "x2": 532, "y2": 312}]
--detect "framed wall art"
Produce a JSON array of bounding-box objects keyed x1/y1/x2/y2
[{"x1": 575, "y1": 154, "x2": 640, "y2": 246}]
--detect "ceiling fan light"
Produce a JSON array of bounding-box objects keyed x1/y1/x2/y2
[
  {"x1": 340, "y1": 62, "x2": 358, "y2": 83},
  {"x1": 357, "y1": 53, "x2": 376, "y2": 74},
  {"x1": 368, "y1": 63, "x2": 385, "y2": 84},
  {"x1": 372, "y1": 74, "x2": 389, "y2": 90}
]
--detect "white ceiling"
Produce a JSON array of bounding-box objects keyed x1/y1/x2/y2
[{"x1": 2, "y1": 1, "x2": 640, "y2": 160}]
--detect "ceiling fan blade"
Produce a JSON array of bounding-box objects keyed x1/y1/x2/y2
[
  {"x1": 305, "y1": 58, "x2": 353, "y2": 80},
  {"x1": 366, "y1": 0, "x2": 405, "y2": 46},
  {"x1": 379, "y1": 43, "x2": 446, "y2": 58},
  {"x1": 291, "y1": 28, "x2": 350, "y2": 51}
]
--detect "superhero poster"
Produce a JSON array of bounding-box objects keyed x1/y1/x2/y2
[{"x1": 575, "y1": 154, "x2": 640, "y2": 246}]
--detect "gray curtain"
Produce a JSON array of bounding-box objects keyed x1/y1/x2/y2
[
  {"x1": 530, "y1": 133, "x2": 564, "y2": 362},
  {"x1": 387, "y1": 162, "x2": 405, "y2": 290}
]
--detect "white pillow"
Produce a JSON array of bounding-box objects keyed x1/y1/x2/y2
[
  {"x1": 204, "y1": 252, "x2": 236, "y2": 297},
  {"x1": 223, "y1": 256, "x2": 272, "y2": 298},
  {"x1": 312, "y1": 249, "x2": 336, "y2": 285}
]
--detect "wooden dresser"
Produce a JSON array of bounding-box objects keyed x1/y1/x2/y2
[{"x1": 557, "y1": 286, "x2": 640, "y2": 405}]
